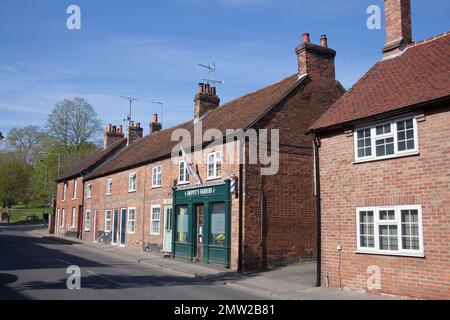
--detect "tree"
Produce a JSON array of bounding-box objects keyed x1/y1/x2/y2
[
  {"x1": 0, "y1": 161, "x2": 33, "y2": 207},
  {"x1": 6, "y1": 126, "x2": 46, "y2": 165},
  {"x1": 46, "y1": 97, "x2": 102, "y2": 151}
]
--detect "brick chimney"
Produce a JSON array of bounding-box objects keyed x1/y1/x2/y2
[
  {"x1": 127, "y1": 121, "x2": 143, "y2": 146},
  {"x1": 382, "y1": 0, "x2": 413, "y2": 57},
  {"x1": 149, "y1": 114, "x2": 162, "y2": 134},
  {"x1": 103, "y1": 124, "x2": 124, "y2": 149},
  {"x1": 194, "y1": 83, "x2": 220, "y2": 119},
  {"x1": 295, "y1": 33, "x2": 336, "y2": 84}
]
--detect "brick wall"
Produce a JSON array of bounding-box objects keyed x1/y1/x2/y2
[
  {"x1": 318, "y1": 105, "x2": 450, "y2": 299},
  {"x1": 54, "y1": 177, "x2": 83, "y2": 238}
]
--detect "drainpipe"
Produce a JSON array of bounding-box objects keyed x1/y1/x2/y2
[
  {"x1": 313, "y1": 133, "x2": 322, "y2": 287},
  {"x1": 238, "y1": 163, "x2": 244, "y2": 272},
  {"x1": 142, "y1": 167, "x2": 148, "y2": 251},
  {"x1": 260, "y1": 175, "x2": 265, "y2": 269},
  {"x1": 80, "y1": 175, "x2": 85, "y2": 240}
]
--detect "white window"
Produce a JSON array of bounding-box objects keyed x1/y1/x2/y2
[
  {"x1": 60, "y1": 208, "x2": 65, "y2": 227},
  {"x1": 354, "y1": 117, "x2": 418, "y2": 162},
  {"x1": 152, "y1": 166, "x2": 162, "y2": 188},
  {"x1": 106, "y1": 178, "x2": 113, "y2": 195},
  {"x1": 150, "y1": 205, "x2": 161, "y2": 235},
  {"x1": 105, "y1": 210, "x2": 112, "y2": 232},
  {"x1": 85, "y1": 210, "x2": 91, "y2": 231},
  {"x1": 127, "y1": 208, "x2": 136, "y2": 234},
  {"x1": 356, "y1": 205, "x2": 423, "y2": 257},
  {"x1": 86, "y1": 184, "x2": 92, "y2": 199},
  {"x1": 72, "y1": 179, "x2": 77, "y2": 199},
  {"x1": 178, "y1": 160, "x2": 189, "y2": 184},
  {"x1": 207, "y1": 151, "x2": 222, "y2": 179},
  {"x1": 128, "y1": 173, "x2": 137, "y2": 192},
  {"x1": 62, "y1": 182, "x2": 67, "y2": 201},
  {"x1": 71, "y1": 207, "x2": 76, "y2": 228}
]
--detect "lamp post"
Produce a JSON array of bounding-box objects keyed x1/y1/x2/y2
[{"x1": 38, "y1": 152, "x2": 61, "y2": 178}]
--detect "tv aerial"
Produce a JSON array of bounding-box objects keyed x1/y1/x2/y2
[
  {"x1": 198, "y1": 62, "x2": 225, "y2": 86},
  {"x1": 120, "y1": 96, "x2": 138, "y2": 126}
]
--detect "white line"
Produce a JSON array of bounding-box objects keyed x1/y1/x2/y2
[{"x1": 87, "y1": 270, "x2": 125, "y2": 288}]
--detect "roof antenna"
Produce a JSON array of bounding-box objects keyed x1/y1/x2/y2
[
  {"x1": 120, "y1": 96, "x2": 138, "y2": 127},
  {"x1": 149, "y1": 101, "x2": 164, "y2": 128},
  {"x1": 198, "y1": 62, "x2": 225, "y2": 87}
]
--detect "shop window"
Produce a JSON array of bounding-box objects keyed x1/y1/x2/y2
[
  {"x1": 210, "y1": 202, "x2": 226, "y2": 246},
  {"x1": 176, "y1": 205, "x2": 189, "y2": 243}
]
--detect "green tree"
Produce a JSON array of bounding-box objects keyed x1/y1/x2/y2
[
  {"x1": 0, "y1": 161, "x2": 33, "y2": 207},
  {"x1": 6, "y1": 125, "x2": 46, "y2": 165},
  {"x1": 46, "y1": 97, "x2": 102, "y2": 151}
]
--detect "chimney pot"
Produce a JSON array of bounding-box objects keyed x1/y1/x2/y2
[
  {"x1": 152, "y1": 114, "x2": 158, "y2": 123},
  {"x1": 106, "y1": 124, "x2": 112, "y2": 133},
  {"x1": 118, "y1": 125, "x2": 123, "y2": 134},
  {"x1": 205, "y1": 83, "x2": 211, "y2": 94},
  {"x1": 103, "y1": 123, "x2": 124, "y2": 149},
  {"x1": 302, "y1": 33, "x2": 310, "y2": 44},
  {"x1": 211, "y1": 86, "x2": 216, "y2": 95},
  {"x1": 136, "y1": 122, "x2": 141, "y2": 128},
  {"x1": 198, "y1": 83, "x2": 205, "y2": 93},
  {"x1": 320, "y1": 34, "x2": 328, "y2": 48}
]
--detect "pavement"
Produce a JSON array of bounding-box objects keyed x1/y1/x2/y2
[{"x1": 0, "y1": 224, "x2": 394, "y2": 300}]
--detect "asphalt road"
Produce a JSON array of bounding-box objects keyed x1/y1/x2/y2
[{"x1": 0, "y1": 226, "x2": 262, "y2": 300}]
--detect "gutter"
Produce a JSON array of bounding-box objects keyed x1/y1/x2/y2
[{"x1": 313, "y1": 133, "x2": 321, "y2": 287}]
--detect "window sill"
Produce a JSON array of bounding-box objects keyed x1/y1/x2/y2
[
  {"x1": 152, "y1": 185, "x2": 162, "y2": 189},
  {"x1": 72, "y1": 198, "x2": 77, "y2": 201},
  {"x1": 354, "y1": 250, "x2": 424, "y2": 258},
  {"x1": 353, "y1": 151, "x2": 419, "y2": 164},
  {"x1": 106, "y1": 194, "x2": 112, "y2": 196},
  {"x1": 178, "y1": 181, "x2": 190, "y2": 186},
  {"x1": 206, "y1": 176, "x2": 222, "y2": 181},
  {"x1": 150, "y1": 233, "x2": 160, "y2": 236},
  {"x1": 128, "y1": 190, "x2": 136, "y2": 193}
]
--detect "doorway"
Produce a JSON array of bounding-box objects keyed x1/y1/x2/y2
[
  {"x1": 120, "y1": 208, "x2": 126, "y2": 246},
  {"x1": 112, "y1": 209, "x2": 119, "y2": 245},
  {"x1": 163, "y1": 205, "x2": 173, "y2": 253},
  {"x1": 195, "y1": 204, "x2": 204, "y2": 261}
]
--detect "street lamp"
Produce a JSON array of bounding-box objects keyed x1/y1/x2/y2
[{"x1": 38, "y1": 152, "x2": 62, "y2": 178}]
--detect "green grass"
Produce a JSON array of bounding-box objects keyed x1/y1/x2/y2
[{"x1": 1, "y1": 205, "x2": 50, "y2": 224}]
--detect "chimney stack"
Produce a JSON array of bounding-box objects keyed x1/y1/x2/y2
[
  {"x1": 103, "y1": 124, "x2": 124, "y2": 149},
  {"x1": 382, "y1": 0, "x2": 413, "y2": 57},
  {"x1": 194, "y1": 82, "x2": 220, "y2": 119},
  {"x1": 149, "y1": 114, "x2": 162, "y2": 134},
  {"x1": 295, "y1": 33, "x2": 336, "y2": 83},
  {"x1": 127, "y1": 121, "x2": 143, "y2": 146}
]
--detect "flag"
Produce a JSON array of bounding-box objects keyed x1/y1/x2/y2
[{"x1": 180, "y1": 146, "x2": 202, "y2": 185}]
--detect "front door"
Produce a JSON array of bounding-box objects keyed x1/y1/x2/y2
[
  {"x1": 112, "y1": 209, "x2": 119, "y2": 244},
  {"x1": 120, "y1": 208, "x2": 126, "y2": 246},
  {"x1": 195, "y1": 204, "x2": 204, "y2": 261},
  {"x1": 163, "y1": 205, "x2": 173, "y2": 253}
]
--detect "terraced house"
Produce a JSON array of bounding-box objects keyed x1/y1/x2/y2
[
  {"x1": 309, "y1": 0, "x2": 450, "y2": 299},
  {"x1": 55, "y1": 33, "x2": 344, "y2": 271}
]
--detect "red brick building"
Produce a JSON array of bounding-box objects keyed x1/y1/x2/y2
[
  {"x1": 73, "y1": 33, "x2": 344, "y2": 271},
  {"x1": 309, "y1": 0, "x2": 450, "y2": 299},
  {"x1": 53, "y1": 126, "x2": 126, "y2": 238}
]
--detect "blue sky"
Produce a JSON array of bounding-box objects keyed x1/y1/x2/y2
[{"x1": 0, "y1": 0, "x2": 449, "y2": 137}]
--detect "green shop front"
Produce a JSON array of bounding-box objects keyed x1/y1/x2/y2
[{"x1": 172, "y1": 180, "x2": 231, "y2": 268}]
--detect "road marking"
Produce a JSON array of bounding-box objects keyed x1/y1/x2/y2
[
  {"x1": 87, "y1": 270, "x2": 125, "y2": 288},
  {"x1": 56, "y1": 258, "x2": 72, "y2": 265}
]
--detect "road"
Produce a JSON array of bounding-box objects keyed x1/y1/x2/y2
[{"x1": 0, "y1": 226, "x2": 262, "y2": 300}]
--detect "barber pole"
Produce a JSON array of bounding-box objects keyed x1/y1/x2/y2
[{"x1": 230, "y1": 175, "x2": 237, "y2": 194}]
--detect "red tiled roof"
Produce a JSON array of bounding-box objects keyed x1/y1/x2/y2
[
  {"x1": 87, "y1": 74, "x2": 305, "y2": 179},
  {"x1": 310, "y1": 32, "x2": 450, "y2": 132},
  {"x1": 57, "y1": 138, "x2": 126, "y2": 181}
]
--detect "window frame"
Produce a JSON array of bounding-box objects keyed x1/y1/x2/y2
[
  {"x1": 356, "y1": 205, "x2": 424, "y2": 257},
  {"x1": 71, "y1": 207, "x2": 76, "y2": 229},
  {"x1": 85, "y1": 210, "x2": 91, "y2": 231},
  {"x1": 105, "y1": 209, "x2": 112, "y2": 233},
  {"x1": 128, "y1": 172, "x2": 137, "y2": 193},
  {"x1": 354, "y1": 116, "x2": 419, "y2": 163},
  {"x1": 178, "y1": 160, "x2": 189, "y2": 184},
  {"x1": 62, "y1": 182, "x2": 67, "y2": 201},
  {"x1": 60, "y1": 208, "x2": 65, "y2": 227},
  {"x1": 207, "y1": 151, "x2": 222, "y2": 180},
  {"x1": 127, "y1": 207, "x2": 136, "y2": 234},
  {"x1": 150, "y1": 205, "x2": 161, "y2": 235},
  {"x1": 152, "y1": 166, "x2": 162, "y2": 188},
  {"x1": 86, "y1": 184, "x2": 92, "y2": 199},
  {"x1": 106, "y1": 178, "x2": 113, "y2": 196},
  {"x1": 72, "y1": 179, "x2": 77, "y2": 200}
]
